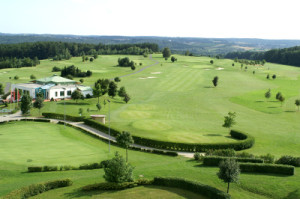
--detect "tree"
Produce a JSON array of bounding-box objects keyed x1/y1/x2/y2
[
  {"x1": 90, "y1": 57, "x2": 94, "y2": 62},
  {"x1": 123, "y1": 93, "x2": 131, "y2": 104},
  {"x1": 30, "y1": 74, "x2": 36, "y2": 79},
  {"x1": 93, "y1": 83, "x2": 102, "y2": 103},
  {"x1": 212, "y1": 76, "x2": 219, "y2": 87},
  {"x1": 171, "y1": 56, "x2": 177, "y2": 62},
  {"x1": 96, "y1": 103, "x2": 101, "y2": 111},
  {"x1": 33, "y1": 96, "x2": 44, "y2": 116},
  {"x1": 20, "y1": 94, "x2": 32, "y2": 115},
  {"x1": 71, "y1": 90, "x2": 82, "y2": 103},
  {"x1": 276, "y1": 92, "x2": 282, "y2": 100},
  {"x1": 103, "y1": 152, "x2": 134, "y2": 183},
  {"x1": 114, "y1": 77, "x2": 121, "y2": 82},
  {"x1": 14, "y1": 75, "x2": 19, "y2": 80},
  {"x1": 118, "y1": 86, "x2": 126, "y2": 98},
  {"x1": 222, "y1": 112, "x2": 236, "y2": 131},
  {"x1": 295, "y1": 99, "x2": 300, "y2": 111},
  {"x1": 0, "y1": 83, "x2": 4, "y2": 95},
  {"x1": 78, "y1": 108, "x2": 83, "y2": 116},
  {"x1": 210, "y1": 60, "x2": 214, "y2": 64},
  {"x1": 266, "y1": 74, "x2": 270, "y2": 79},
  {"x1": 253, "y1": 71, "x2": 255, "y2": 75},
  {"x1": 108, "y1": 81, "x2": 118, "y2": 98},
  {"x1": 217, "y1": 158, "x2": 240, "y2": 194},
  {"x1": 278, "y1": 95, "x2": 285, "y2": 106},
  {"x1": 232, "y1": 63, "x2": 234, "y2": 67},
  {"x1": 272, "y1": 74, "x2": 276, "y2": 79},
  {"x1": 162, "y1": 47, "x2": 171, "y2": 60},
  {"x1": 116, "y1": 131, "x2": 134, "y2": 162},
  {"x1": 131, "y1": 65, "x2": 136, "y2": 70},
  {"x1": 80, "y1": 79, "x2": 84, "y2": 83},
  {"x1": 265, "y1": 89, "x2": 271, "y2": 101},
  {"x1": 185, "y1": 50, "x2": 190, "y2": 56}
]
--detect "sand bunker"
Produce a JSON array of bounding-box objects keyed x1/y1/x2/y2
[
  {"x1": 216, "y1": 67, "x2": 224, "y2": 70},
  {"x1": 139, "y1": 77, "x2": 158, "y2": 79},
  {"x1": 151, "y1": 72, "x2": 162, "y2": 74}
]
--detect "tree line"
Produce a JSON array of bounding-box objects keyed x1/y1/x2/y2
[
  {"x1": 0, "y1": 57, "x2": 40, "y2": 69},
  {"x1": 225, "y1": 46, "x2": 300, "y2": 67},
  {"x1": 0, "y1": 41, "x2": 159, "y2": 60}
]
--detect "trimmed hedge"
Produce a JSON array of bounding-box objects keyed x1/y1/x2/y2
[
  {"x1": 28, "y1": 167, "x2": 43, "y2": 172},
  {"x1": 239, "y1": 163, "x2": 295, "y2": 175},
  {"x1": 275, "y1": 155, "x2": 300, "y2": 167},
  {"x1": 153, "y1": 177, "x2": 230, "y2": 199},
  {"x1": 20, "y1": 118, "x2": 50, "y2": 122},
  {"x1": 83, "y1": 119, "x2": 254, "y2": 152},
  {"x1": 42, "y1": 112, "x2": 85, "y2": 122},
  {"x1": 203, "y1": 156, "x2": 264, "y2": 166},
  {"x1": 3, "y1": 179, "x2": 72, "y2": 199}
]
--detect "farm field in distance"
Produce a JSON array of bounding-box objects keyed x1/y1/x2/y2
[{"x1": 1, "y1": 54, "x2": 300, "y2": 157}]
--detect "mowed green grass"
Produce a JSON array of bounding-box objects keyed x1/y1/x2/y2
[
  {"x1": 1, "y1": 54, "x2": 300, "y2": 156},
  {"x1": 1, "y1": 121, "x2": 300, "y2": 199}
]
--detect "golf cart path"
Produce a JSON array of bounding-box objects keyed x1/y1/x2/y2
[{"x1": 1, "y1": 114, "x2": 196, "y2": 158}]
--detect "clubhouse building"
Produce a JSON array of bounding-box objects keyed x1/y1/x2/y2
[{"x1": 11, "y1": 75, "x2": 93, "y2": 100}]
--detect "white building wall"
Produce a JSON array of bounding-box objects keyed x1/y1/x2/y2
[
  {"x1": 82, "y1": 90, "x2": 93, "y2": 97},
  {"x1": 48, "y1": 87, "x2": 77, "y2": 100},
  {"x1": 11, "y1": 85, "x2": 36, "y2": 99}
]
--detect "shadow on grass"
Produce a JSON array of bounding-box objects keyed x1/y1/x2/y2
[
  {"x1": 204, "y1": 134, "x2": 222, "y2": 137},
  {"x1": 285, "y1": 110, "x2": 296, "y2": 113},
  {"x1": 283, "y1": 189, "x2": 300, "y2": 199},
  {"x1": 267, "y1": 106, "x2": 278, "y2": 109},
  {"x1": 57, "y1": 102, "x2": 90, "y2": 106},
  {"x1": 255, "y1": 100, "x2": 264, "y2": 103},
  {"x1": 203, "y1": 86, "x2": 214, "y2": 88},
  {"x1": 64, "y1": 185, "x2": 202, "y2": 199}
]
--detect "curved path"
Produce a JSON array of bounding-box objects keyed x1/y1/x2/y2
[
  {"x1": 110, "y1": 54, "x2": 159, "y2": 80},
  {"x1": 1, "y1": 114, "x2": 196, "y2": 158}
]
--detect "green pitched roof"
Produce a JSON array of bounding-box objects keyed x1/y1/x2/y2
[{"x1": 36, "y1": 75, "x2": 76, "y2": 84}]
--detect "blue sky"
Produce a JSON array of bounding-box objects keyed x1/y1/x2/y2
[{"x1": 1, "y1": 0, "x2": 300, "y2": 39}]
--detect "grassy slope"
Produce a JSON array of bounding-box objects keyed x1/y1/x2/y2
[
  {"x1": 1, "y1": 54, "x2": 300, "y2": 156},
  {"x1": 0, "y1": 121, "x2": 299, "y2": 199}
]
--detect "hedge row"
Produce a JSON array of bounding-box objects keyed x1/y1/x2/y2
[
  {"x1": 130, "y1": 146, "x2": 178, "y2": 157},
  {"x1": 83, "y1": 119, "x2": 254, "y2": 152},
  {"x1": 240, "y1": 163, "x2": 295, "y2": 175},
  {"x1": 20, "y1": 118, "x2": 50, "y2": 122},
  {"x1": 82, "y1": 179, "x2": 153, "y2": 191},
  {"x1": 153, "y1": 177, "x2": 230, "y2": 199},
  {"x1": 42, "y1": 112, "x2": 85, "y2": 122},
  {"x1": 3, "y1": 179, "x2": 72, "y2": 199},
  {"x1": 28, "y1": 160, "x2": 109, "y2": 172},
  {"x1": 203, "y1": 156, "x2": 264, "y2": 166}
]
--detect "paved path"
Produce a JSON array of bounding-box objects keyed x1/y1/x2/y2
[
  {"x1": 1, "y1": 113, "x2": 195, "y2": 158},
  {"x1": 110, "y1": 54, "x2": 159, "y2": 80}
]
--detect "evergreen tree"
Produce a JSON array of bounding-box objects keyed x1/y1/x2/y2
[
  {"x1": 33, "y1": 96, "x2": 44, "y2": 116},
  {"x1": 162, "y1": 47, "x2": 171, "y2": 60},
  {"x1": 21, "y1": 94, "x2": 32, "y2": 115},
  {"x1": 108, "y1": 81, "x2": 118, "y2": 98},
  {"x1": 212, "y1": 76, "x2": 219, "y2": 87}
]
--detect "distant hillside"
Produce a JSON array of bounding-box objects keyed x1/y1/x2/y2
[
  {"x1": 225, "y1": 46, "x2": 300, "y2": 67},
  {"x1": 2, "y1": 33, "x2": 300, "y2": 55}
]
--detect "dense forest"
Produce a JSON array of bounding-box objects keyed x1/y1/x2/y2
[
  {"x1": 0, "y1": 42, "x2": 158, "y2": 59},
  {"x1": 0, "y1": 41, "x2": 158, "y2": 69},
  {"x1": 2, "y1": 33, "x2": 300, "y2": 55},
  {"x1": 225, "y1": 46, "x2": 300, "y2": 67}
]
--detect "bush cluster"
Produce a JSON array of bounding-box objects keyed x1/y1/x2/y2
[
  {"x1": 239, "y1": 163, "x2": 295, "y2": 175},
  {"x1": 28, "y1": 160, "x2": 109, "y2": 172},
  {"x1": 275, "y1": 155, "x2": 300, "y2": 167},
  {"x1": 206, "y1": 149, "x2": 236, "y2": 157},
  {"x1": 153, "y1": 177, "x2": 230, "y2": 199},
  {"x1": 42, "y1": 112, "x2": 85, "y2": 122},
  {"x1": 203, "y1": 156, "x2": 263, "y2": 166},
  {"x1": 82, "y1": 179, "x2": 153, "y2": 191},
  {"x1": 3, "y1": 179, "x2": 72, "y2": 199}
]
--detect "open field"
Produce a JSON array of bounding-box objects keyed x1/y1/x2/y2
[
  {"x1": 1, "y1": 121, "x2": 300, "y2": 199},
  {"x1": 1, "y1": 54, "x2": 300, "y2": 157}
]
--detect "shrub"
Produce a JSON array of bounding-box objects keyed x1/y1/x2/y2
[
  {"x1": 52, "y1": 66, "x2": 61, "y2": 72},
  {"x1": 239, "y1": 163, "x2": 294, "y2": 175},
  {"x1": 79, "y1": 163, "x2": 102, "y2": 170},
  {"x1": 206, "y1": 149, "x2": 236, "y2": 157},
  {"x1": 194, "y1": 152, "x2": 202, "y2": 161},
  {"x1": 28, "y1": 166, "x2": 43, "y2": 172},
  {"x1": 259, "y1": 153, "x2": 275, "y2": 164},
  {"x1": 3, "y1": 179, "x2": 72, "y2": 199},
  {"x1": 153, "y1": 177, "x2": 230, "y2": 199},
  {"x1": 236, "y1": 152, "x2": 255, "y2": 158},
  {"x1": 203, "y1": 156, "x2": 263, "y2": 166},
  {"x1": 43, "y1": 166, "x2": 58, "y2": 172},
  {"x1": 100, "y1": 160, "x2": 111, "y2": 168},
  {"x1": 275, "y1": 155, "x2": 300, "y2": 167},
  {"x1": 42, "y1": 112, "x2": 85, "y2": 122},
  {"x1": 82, "y1": 182, "x2": 136, "y2": 191},
  {"x1": 86, "y1": 93, "x2": 92, "y2": 98}
]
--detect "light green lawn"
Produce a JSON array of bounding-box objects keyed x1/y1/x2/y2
[
  {"x1": 1, "y1": 54, "x2": 300, "y2": 156},
  {"x1": 1, "y1": 121, "x2": 299, "y2": 199}
]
